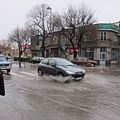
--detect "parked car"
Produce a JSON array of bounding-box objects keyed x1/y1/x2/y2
[
  {"x1": 0, "y1": 55, "x2": 12, "y2": 73},
  {"x1": 37, "y1": 57, "x2": 85, "y2": 81},
  {"x1": 30, "y1": 56, "x2": 44, "y2": 64},
  {"x1": 71, "y1": 56, "x2": 98, "y2": 67}
]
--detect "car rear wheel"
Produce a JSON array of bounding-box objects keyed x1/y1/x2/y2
[{"x1": 38, "y1": 69, "x2": 43, "y2": 76}]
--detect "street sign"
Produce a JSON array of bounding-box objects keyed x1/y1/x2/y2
[{"x1": 38, "y1": 36, "x2": 43, "y2": 41}]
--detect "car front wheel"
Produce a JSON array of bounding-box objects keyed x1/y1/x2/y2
[
  {"x1": 38, "y1": 69, "x2": 43, "y2": 76},
  {"x1": 7, "y1": 69, "x2": 11, "y2": 73},
  {"x1": 58, "y1": 72, "x2": 64, "y2": 77}
]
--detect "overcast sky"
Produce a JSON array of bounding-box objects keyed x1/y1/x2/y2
[{"x1": 0, "y1": 0, "x2": 120, "y2": 40}]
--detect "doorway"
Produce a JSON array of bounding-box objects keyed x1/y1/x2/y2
[{"x1": 100, "y1": 48, "x2": 106, "y2": 65}]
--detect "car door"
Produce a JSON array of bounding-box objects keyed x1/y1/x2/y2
[
  {"x1": 77, "y1": 57, "x2": 82, "y2": 65},
  {"x1": 72, "y1": 57, "x2": 80, "y2": 65},
  {"x1": 47, "y1": 59, "x2": 57, "y2": 75},
  {"x1": 40, "y1": 58, "x2": 50, "y2": 74},
  {"x1": 82, "y1": 57, "x2": 88, "y2": 66}
]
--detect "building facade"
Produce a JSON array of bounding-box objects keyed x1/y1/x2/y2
[
  {"x1": 82, "y1": 23, "x2": 120, "y2": 65},
  {"x1": 97, "y1": 23, "x2": 120, "y2": 65},
  {"x1": 30, "y1": 23, "x2": 120, "y2": 65}
]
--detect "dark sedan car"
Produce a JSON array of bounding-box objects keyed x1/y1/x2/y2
[
  {"x1": 37, "y1": 57, "x2": 85, "y2": 81},
  {"x1": 30, "y1": 56, "x2": 44, "y2": 64}
]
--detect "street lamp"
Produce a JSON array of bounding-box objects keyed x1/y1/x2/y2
[
  {"x1": 47, "y1": 7, "x2": 52, "y2": 45},
  {"x1": 47, "y1": 7, "x2": 52, "y2": 57}
]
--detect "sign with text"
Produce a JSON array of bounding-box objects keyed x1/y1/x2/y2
[
  {"x1": 98, "y1": 23, "x2": 120, "y2": 33},
  {"x1": 38, "y1": 36, "x2": 43, "y2": 41}
]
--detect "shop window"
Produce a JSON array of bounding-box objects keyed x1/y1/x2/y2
[{"x1": 111, "y1": 49, "x2": 118, "y2": 61}]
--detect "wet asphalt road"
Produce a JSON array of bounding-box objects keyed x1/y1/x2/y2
[{"x1": 0, "y1": 62, "x2": 120, "y2": 120}]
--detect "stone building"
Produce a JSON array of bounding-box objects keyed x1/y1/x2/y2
[
  {"x1": 30, "y1": 22, "x2": 120, "y2": 65},
  {"x1": 82, "y1": 23, "x2": 120, "y2": 65}
]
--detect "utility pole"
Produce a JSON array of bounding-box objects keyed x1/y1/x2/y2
[{"x1": 47, "y1": 7, "x2": 52, "y2": 57}]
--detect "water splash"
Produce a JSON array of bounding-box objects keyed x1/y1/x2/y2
[{"x1": 39, "y1": 75, "x2": 74, "y2": 83}]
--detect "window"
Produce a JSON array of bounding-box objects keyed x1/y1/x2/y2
[
  {"x1": 46, "y1": 38, "x2": 50, "y2": 45},
  {"x1": 87, "y1": 32, "x2": 92, "y2": 41},
  {"x1": 61, "y1": 36, "x2": 66, "y2": 43},
  {"x1": 37, "y1": 40, "x2": 39, "y2": 45},
  {"x1": 100, "y1": 48, "x2": 106, "y2": 52},
  {"x1": 111, "y1": 49, "x2": 118, "y2": 61},
  {"x1": 100, "y1": 32, "x2": 107, "y2": 41},
  {"x1": 73, "y1": 36, "x2": 77, "y2": 43},
  {"x1": 83, "y1": 35, "x2": 87, "y2": 42},
  {"x1": 53, "y1": 36, "x2": 58, "y2": 44},
  {"x1": 0, "y1": 56, "x2": 6, "y2": 61},
  {"x1": 87, "y1": 36, "x2": 92, "y2": 41},
  {"x1": 39, "y1": 41, "x2": 42, "y2": 47},
  {"x1": 114, "y1": 35, "x2": 117, "y2": 42},
  {"x1": 42, "y1": 59, "x2": 48, "y2": 65},
  {"x1": 49, "y1": 59, "x2": 56, "y2": 66}
]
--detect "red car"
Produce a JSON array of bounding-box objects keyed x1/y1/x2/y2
[{"x1": 71, "y1": 57, "x2": 98, "y2": 67}]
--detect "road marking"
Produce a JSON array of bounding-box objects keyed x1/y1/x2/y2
[
  {"x1": 10, "y1": 72, "x2": 25, "y2": 78},
  {"x1": 10, "y1": 71, "x2": 38, "y2": 78},
  {"x1": 20, "y1": 72, "x2": 37, "y2": 77}
]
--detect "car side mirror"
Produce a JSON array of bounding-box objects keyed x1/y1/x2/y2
[
  {"x1": 51, "y1": 64, "x2": 56, "y2": 67},
  {"x1": 50, "y1": 62, "x2": 56, "y2": 67}
]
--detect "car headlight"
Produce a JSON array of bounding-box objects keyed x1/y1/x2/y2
[
  {"x1": 9, "y1": 63, "x2": 12, "y2": 66},
  {"x1": 66, "y1": 71, "x2": 75, "y2": 74},
  {"x1": 82, "y1": 69, "x2": 85, "y2": 73},
  {"x1": 95, "y1": 61, "x2": 98, "y2": 64}
]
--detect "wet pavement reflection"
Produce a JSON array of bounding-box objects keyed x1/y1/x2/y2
[{"x1": 0, "y1": 63, "x2": 120, "y2": 120}]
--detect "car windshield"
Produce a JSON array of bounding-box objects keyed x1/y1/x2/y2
[
  {"x1": 32, "y1": 57, "x2": 43, "y2": 59},
  {"x1": 55, "y1": 58, "x2": 74, "y2": 66},
  {"x1": 0, "y1": 56, "x2": 7, "y2": 61},
  {"x1": 32, "y1": 57, "x2": 38, "y2": 59}
]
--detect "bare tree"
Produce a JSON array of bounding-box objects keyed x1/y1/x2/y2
[
  {"x1": 8, "y1": 26, "x2": 31, "y2": 67},
  {"x1": 26, "y1": 3, "x2": 54, "y2": 57},
  {"x1": 0, "y1": 39, "x2": 12, "y2": 55},
  {"x1": 54, "y1": 3, "x2": 96, "y2": 58}
]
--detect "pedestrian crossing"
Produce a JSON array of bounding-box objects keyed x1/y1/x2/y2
[
  {"x1": 19, "y1": 71, "x2": 37, "y2": 77},
  {"x1": 7, "y1": 71, "x2": 39, "y2": 79}
]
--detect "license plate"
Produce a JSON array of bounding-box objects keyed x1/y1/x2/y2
[{"x1": 76, "y1": 77, "x2": 83, "y2": 81}]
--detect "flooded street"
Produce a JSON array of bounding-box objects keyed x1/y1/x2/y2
[{"x1": 0, "y1": 63, "x2": 120, "y2": 120}]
